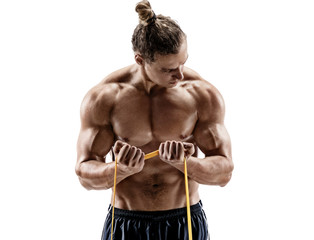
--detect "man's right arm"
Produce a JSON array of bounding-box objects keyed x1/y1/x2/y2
[{"x1": 75, "y1": 84, "x2": 144, "y2": 190}]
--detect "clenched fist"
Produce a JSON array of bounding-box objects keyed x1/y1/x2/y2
[
  {"x1": 158, "y1": 140, "x2": 195, "y2": 166},
  {"x1": 113, "y1": 140, "x2": 145, "y2": 174}
]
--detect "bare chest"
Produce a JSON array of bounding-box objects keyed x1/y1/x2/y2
[{"x1": 111, "y1": 87, "x2": 198, "y2": 146}]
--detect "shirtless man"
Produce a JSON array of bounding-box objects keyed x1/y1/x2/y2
[{"x1": 76, "y1": 1, "x2": 233, "y2": 239}]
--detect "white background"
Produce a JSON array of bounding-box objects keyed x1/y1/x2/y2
[{"x1": 0, "y1": 0, "x2": 313, "y2": 239}]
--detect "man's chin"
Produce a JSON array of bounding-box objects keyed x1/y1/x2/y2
[{"x1": 168, "y1": 80, "x2": 178, "y2": 87}]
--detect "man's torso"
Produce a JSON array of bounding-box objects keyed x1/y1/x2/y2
[{"x1": 96, "y1": 65, "x2": 208, "y2": 210}]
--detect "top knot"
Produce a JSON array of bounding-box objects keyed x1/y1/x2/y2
[{"x1": 135, "y1": 0, "x2": 156, "y2": 26}]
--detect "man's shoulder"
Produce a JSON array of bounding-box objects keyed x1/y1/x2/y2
[
  {"x1": 82, "y1": 82, "x2": 118, "y2": 110},
  {"x1": 80, "y1": 83, "x2": 117, "y2": 126},
  {"x1": 80, "y1": 66, "x2": 136, "y2": 125},
  {"x1": 84, "y1": 65, "x2": 136, "y2": 105},
  {"x1": 101, "y1": 64, "x2": 136, "y2": 84},
  {"x1": 182, "y1": 68, "x2": 224, "y2": 117},
  {"x1": 183, "y1": 67, "x2": 222, "y2": 102}
]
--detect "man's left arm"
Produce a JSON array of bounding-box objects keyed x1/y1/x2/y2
[
  {"x1": 188, "y1": 121, "x2": 233, "y2": 187},
  {"x1": 159, "y1": 84, "x2": 233, "y2": 187}
]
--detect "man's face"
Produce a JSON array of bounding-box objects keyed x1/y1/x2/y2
[{"x1": 143, "y1": 39, "x2": 189, "y2": 88}]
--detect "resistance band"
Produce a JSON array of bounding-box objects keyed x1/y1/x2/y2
[{"x1": 111, "y1": 150, "x2": 192, "y2": 240}]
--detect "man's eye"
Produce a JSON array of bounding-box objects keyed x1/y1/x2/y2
[{"x1": 162, "y1": 68, "x2": 175, "y2": 73}]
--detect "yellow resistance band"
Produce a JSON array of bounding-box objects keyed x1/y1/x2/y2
[{"x1": 111, "y1": 150, "x2": 192, "y2": 240}]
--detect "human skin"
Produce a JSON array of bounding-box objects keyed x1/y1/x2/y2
[{"x1": 75, "y1": 39, "x2": 233, "y2": 211}]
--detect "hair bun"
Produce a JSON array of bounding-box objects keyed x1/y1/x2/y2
[{"x1": 135, "y1": 0, "x2": 156, "y2": 26}]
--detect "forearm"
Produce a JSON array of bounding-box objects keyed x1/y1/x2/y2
[
  {"x1": 173, "y1": 155, "x2": 234, "y2": 187},
  {"x1": 76, "y1": 160, "x2": 131, "y2": 190}
]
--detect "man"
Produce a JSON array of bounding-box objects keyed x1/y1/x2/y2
[{"x1": 76, "y1": 1, "x2": 233, "y2": 239}]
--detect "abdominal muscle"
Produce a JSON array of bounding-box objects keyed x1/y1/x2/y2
[{"x1": 111, "y1": 141, "x2": 200, "y2": 211}]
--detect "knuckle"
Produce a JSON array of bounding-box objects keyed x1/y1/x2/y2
[{"x1": 160, "y1": 143, "x2": 165, "y2": 150}]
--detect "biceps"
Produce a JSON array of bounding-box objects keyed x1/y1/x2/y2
[
  {"x1": 77, "y1": 125, "x2": 115, "y2": 163},
  {"x1": 194, "y1": 122, "x2": 231, "y2": 158}
]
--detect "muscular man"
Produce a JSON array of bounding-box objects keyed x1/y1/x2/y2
[{"x1": 76, "y1": 1, "x2": 233, "y2": 239}]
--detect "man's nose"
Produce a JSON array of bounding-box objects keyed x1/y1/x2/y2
[{"x1": 173, "y1": 66, "x2": 184, "y2": 80}]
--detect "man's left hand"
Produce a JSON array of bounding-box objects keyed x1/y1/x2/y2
[{"x1": 158, "y1": 140, "x2": 195, "y2": 165}]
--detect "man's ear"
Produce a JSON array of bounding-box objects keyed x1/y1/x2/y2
[{"x1": 135, "y1": 54, "x2": 144, "y2": 66}]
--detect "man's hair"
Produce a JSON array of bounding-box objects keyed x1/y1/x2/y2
[{"x1": 132, "y1": 0, "x2": 186, "y2": 63}]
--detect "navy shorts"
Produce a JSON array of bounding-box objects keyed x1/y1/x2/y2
[{"x1": 101, "y1": 201, "x2": 209, "y2": 240}]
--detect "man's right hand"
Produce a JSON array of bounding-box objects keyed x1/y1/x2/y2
[{"x1": 113, "y1": 140, "x2": 145, "y2": 174}]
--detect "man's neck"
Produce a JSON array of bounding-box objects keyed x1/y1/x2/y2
[
  {"x1": 143, "y1": 79, "x2": 157, "y2": 94},
  {"x1": 137, "y1": 65, "x2": 158, "y2": 94}
]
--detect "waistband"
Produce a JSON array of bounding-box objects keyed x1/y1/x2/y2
[{"x1": 108, "y1": 201, "x2": 203, "y2": 221}]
